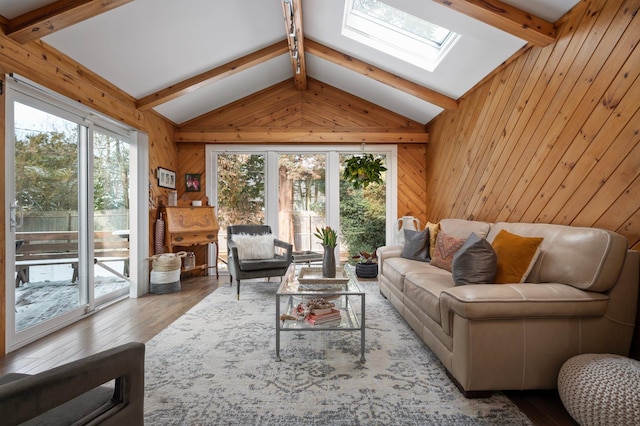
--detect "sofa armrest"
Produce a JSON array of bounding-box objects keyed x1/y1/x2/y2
[
  {"x1": 377, "y1": 245, "x2": 403, "y2": 275},
  {"x1": 439, "y1": 284, "x2": 610, "y2": 335},
  {"x1": 0, "y1": 342, "x2": 145, "y2": 425}
]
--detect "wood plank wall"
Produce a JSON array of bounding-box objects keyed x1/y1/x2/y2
[
  {"x1": 425, "y1": 0, "x2": 640, "y2": 251},
  {"x1": 179, "y1": 78, "x2": 429, "y2": 225}
]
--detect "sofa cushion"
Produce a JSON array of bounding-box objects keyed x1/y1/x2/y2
[
  {"x1": 452, "y1": 233, "x2": 497, "y2": 285},
  {"x1": 439, "y1": 218, "x2": 491, "y2": 239},
  {"x1": 401, "y1": 228, "x2": 430, "y2": 261},
  {"x1": 238, "y1": 255, "x2": 289, "y2": 271},
  {"x1": 491, "y1": 229, "x2": 543, "y2": 283},
  {"x1": 430, "y1": 230, "x2": 466, "y2": 272},
  {"x1": 404, "y1": 271, "x2": 454, "y2": 325},
  {"x1": 382, "y1": 257, "x2": 436, "y2": 293}
]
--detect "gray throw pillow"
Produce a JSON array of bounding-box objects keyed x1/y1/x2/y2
[
  {"x1": 401, "y1": 228, "x2": 430, "y2": 262},
  {"x1": 451, "y1": 233, "x2": 497, "y2": 286}
]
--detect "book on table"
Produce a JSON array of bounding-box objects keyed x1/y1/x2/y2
[{"x1": 306, "y1": 308, "x2": 342, "y2": 325}]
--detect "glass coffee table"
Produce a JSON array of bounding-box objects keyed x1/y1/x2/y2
[{"x1": 275, "y1": 264, "x2": 365, "y2": 362}]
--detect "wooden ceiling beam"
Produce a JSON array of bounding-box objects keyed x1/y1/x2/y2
[
  {"x1": 136, "y1": 40, "x2": 289, "y2": 111},
  {"x1": 305, "y1": 39, "x2": 459, "y2": 111},
  {"x1": 175, "y1": 127, "x2": 429, "y2": 144},
  {"x1": 5, "y1": 0, "x2": 132, "y2": 44},
  {"x1": 432, "y1": 0, "x2": 556, "y2": 46},
  {"x1": 281, "y1": 0, "x2": 307, "y2": 89}
]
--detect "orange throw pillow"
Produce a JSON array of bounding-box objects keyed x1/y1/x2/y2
[
  {"x1": 491, "y1": 229, "x2": 543, "y2": 284},
  {"x1": 426, "y1": 221, "x2": 440, "y2": 259}
]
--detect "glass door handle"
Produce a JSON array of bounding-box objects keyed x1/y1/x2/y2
[{"x1": 10, "y1": 202, "x2": 23, "y2": 231}]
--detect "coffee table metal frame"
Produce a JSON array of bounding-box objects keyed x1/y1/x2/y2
[{"x1": 275, "y1": 264, "x2": 365, "y2": 362}]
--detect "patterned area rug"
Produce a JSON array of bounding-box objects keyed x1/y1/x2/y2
[{"x1": 144, "y1": 279, "x2": 533, "y2": 425}]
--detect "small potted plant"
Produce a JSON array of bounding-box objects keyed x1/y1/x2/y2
[
  {"x1": 315, "y1": 226, "x2": 337, "y2": 278},
  {"x1": 352, "y1": 251, "x2": 378, "y2": 278}
]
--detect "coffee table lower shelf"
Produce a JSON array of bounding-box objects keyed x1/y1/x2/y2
[{"x1": 275, "y1": 292, "x2": 365, "y2": 363}]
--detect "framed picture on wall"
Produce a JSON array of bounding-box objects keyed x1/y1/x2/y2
[
  {"x1": 157, "y1": 167, "x2": 176, "y2": 189},
  {"x1": 185, "y1": 173, "x2": 201, "y2": 192}
]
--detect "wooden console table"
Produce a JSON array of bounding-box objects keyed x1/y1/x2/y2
[{"x1": 163, "y1": 206, "x2": 219, "y2": 278}]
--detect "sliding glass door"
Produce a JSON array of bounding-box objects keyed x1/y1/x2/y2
[
  {"x1": 12, "y1": 101, "x2": 84, "y2": 334},
  {"x1": 209, "y1": 146, "x2": 396, "y2": 270},
  {"x1": 6, "y1": 80, "x2": 132, "y2": 350}
]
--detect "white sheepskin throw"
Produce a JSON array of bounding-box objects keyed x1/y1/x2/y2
[{"x1": 233, "y1": 233, "x2": 275, "y2": 260}]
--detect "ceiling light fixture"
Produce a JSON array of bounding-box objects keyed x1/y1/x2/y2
[{"x1": 281, "y1": 0, "x2": 307, "y2": 88}]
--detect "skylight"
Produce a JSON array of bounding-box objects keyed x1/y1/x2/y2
[{"x1": 342, "y1": 0, "x2": 459, "y2": 72}]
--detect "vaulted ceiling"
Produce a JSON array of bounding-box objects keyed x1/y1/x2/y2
[{"x1": 0, "y1": 0, "x2": 581, "y2": 126}]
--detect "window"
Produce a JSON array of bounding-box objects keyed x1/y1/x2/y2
[
  {"x1": 343, "y1": 0, "x2": 459, "y2": 71},
  {"x1": 208, "y1": 145, "x2": 397, "y2": 270}
]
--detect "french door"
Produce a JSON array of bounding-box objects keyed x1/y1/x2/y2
[
  {"x1": 5, "y1": 78, "x2": 132, "y2": 351},
  {"x1": 208, "y1": 145, "x2": 397, "y2": 270}
]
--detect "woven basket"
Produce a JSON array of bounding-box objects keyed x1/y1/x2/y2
[
  {"x1": 149, "y1": 252, "x2": 185, "y2": 294},
  {"x1": 150, "y1": 252, "x2": 185, "y2": 271}
]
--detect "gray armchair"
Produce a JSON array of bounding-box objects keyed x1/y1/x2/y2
[
  {"x1": 227, "y1": 225, "x2": 293, "y2": 299},
  {"x1": 0, "y1": 342, "x2": 144, "y2": 425}
]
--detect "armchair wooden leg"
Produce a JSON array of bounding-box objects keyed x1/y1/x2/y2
[{"x1": 237, "y1": 280, "x2": 240, "y2": 300}]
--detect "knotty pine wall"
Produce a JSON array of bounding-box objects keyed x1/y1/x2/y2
[
  {"x1": 425, "y1": 0, "x2": 640, "y2": 251},
  {"x1": 0, "y1": 33, "x2": 176, "y2": 353},
  {"x1": 179, "y1": 78, "x2": 429, "y2": 224}
]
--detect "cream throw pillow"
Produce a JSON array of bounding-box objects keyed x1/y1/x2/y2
[{"x1": 233, "y1": 233, "x2": 275, "y2": 260}]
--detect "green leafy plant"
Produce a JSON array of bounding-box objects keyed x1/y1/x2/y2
[
  {"x1": 352, "y1": 251, "x2": 378, "y2": 264},
  {"x1": 343, "y1": 154, "x2": 387, "y2": 189},
  {"x1": 314, "y1": 226, "x2": 337, "y2": 248}
]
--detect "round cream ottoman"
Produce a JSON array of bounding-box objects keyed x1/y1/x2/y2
[{"x1": 558, "y1": 353, "x2": 640, "y2": 426}]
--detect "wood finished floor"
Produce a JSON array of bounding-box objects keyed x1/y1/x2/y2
[{"x1": 1, "y1": 275, "x2": 577, "y2": 425}]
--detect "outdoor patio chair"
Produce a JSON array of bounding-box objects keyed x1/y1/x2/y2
[{"x1": 227, "y1": 225, "x2": 293, "y2": 299}]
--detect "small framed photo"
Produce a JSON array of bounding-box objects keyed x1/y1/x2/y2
[
  {"x1": 157, "y1": 167, "x2": 176, "y2": 189},
  {"x1": 185, "y1": 173, "x2": 201, "y2": 192}
]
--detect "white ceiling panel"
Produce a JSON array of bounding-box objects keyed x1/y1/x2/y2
[
  {"x1": 0, "y1": 0, "x2": 582, "y2": 125},
  {"x1": 42, "y1": 0, "x2": 286, "y2": 98},
  {"x1": 307, "y1": 55, "x2": 443, "y2": 124},
  {"x1": 303, "y1": 0, "x2": 526, "y2": 99},
  {"x1": 154, "y1": 54, "x2": 293, "y2": 125}
]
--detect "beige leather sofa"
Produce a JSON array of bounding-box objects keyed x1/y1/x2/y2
[{"x1": 377, "y1": 219, "x2": 639, "y2": 397}]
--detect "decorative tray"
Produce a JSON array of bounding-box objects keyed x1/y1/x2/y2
[{"x1": 297, "y1": 267, "x2": 349, "y2": 285}]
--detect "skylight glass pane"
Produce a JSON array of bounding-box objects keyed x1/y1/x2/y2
[
  {"x1": 351, "y1": 0, "x2": 451, "y2": 47},
  {"x1": 343, "y1": 0, "x2": 459, "y2": 72}
]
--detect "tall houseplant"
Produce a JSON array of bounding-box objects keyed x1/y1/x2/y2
[{"x1": 315, "y1": 226, "x2": 337, "y2": 278}]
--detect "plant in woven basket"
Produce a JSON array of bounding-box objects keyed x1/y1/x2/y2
[
  {"x1": 351, "y1": 251, "x2": 377, "y2": 264},
  {"x1": 343, "y1": 153, "x2": 387, "y2": 189},
  {"x1": 352, "y1": 251, "x2": 378, "y2": 278}
]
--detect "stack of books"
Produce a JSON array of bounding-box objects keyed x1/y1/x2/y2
[{"x1": 305, "y1": 308, "x2": 342, "y2": 325}]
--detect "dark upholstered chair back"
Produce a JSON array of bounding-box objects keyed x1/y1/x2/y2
[{"x1": 227, "y1": 225, "x2": 272, "y2": 240}]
